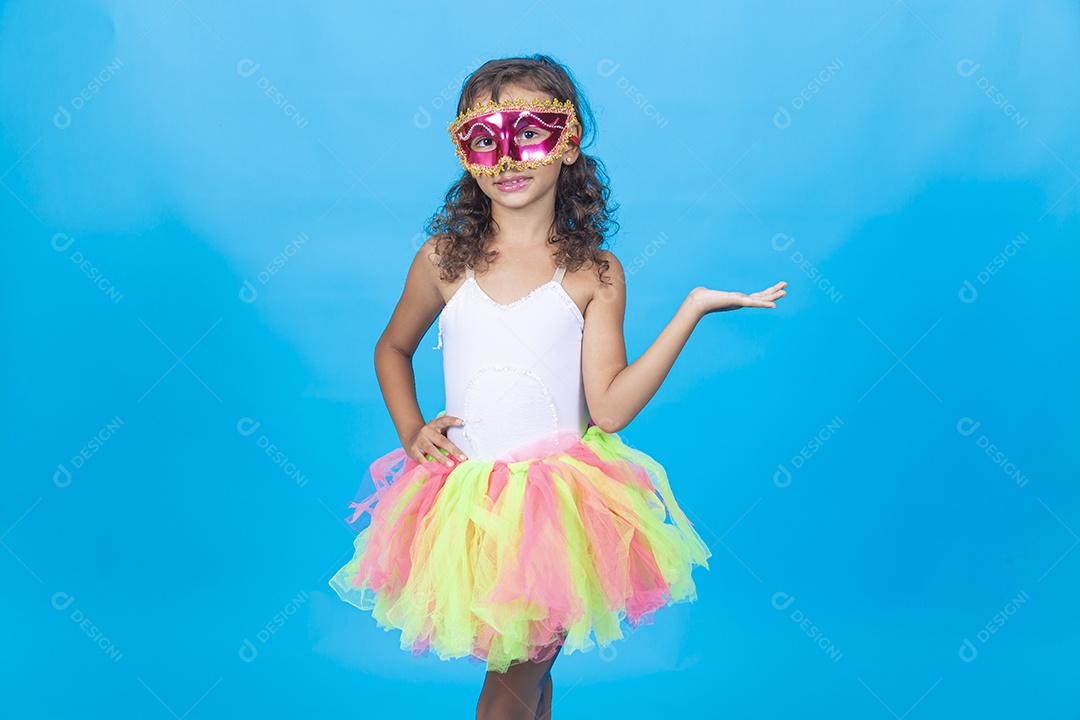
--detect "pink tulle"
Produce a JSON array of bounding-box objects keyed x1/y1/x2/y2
[{"x1": 333, "y1": 420, "x2": 709, "y2": 669}]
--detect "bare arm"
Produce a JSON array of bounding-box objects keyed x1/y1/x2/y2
[
  {"x1": 582, "y1": 251, "x2": 787, "y2": 433},
  {"x1": 373, "y1": 238, "x2": 447, "y2": 447}
]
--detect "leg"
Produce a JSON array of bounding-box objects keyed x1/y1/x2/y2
[
  {"x1": 534, "y1": 672, "x2": 553, "y2": 720},
  {"x1": 475, "y1": 635, "x2": 565, "y2": 720}
]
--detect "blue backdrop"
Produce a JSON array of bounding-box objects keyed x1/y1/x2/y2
[{"x1": 2, "y1": 1, "x2": 1077, "y2": 717}]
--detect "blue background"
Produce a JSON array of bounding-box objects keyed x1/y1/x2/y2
[{"x1": 2, "y1": 0, "x2": 1078, "y2": 717}]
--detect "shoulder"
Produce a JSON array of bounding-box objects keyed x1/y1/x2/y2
[
  {"x1": 594, "y1": 249, "x2": 623, "y2": 277},
  {"x1": 567, "y1": 249, "x2": 622, "y2": 279},
  {"x1": 399, "y1": 235, "x2": 447, "y2": 301},
  {"x1": 414, "y1": 235, "x2": 447, "y2": 276},
  {"x1": 568, "y1": 249, "x2": 625, "y2": 315},
  {"x1": 418, "y1": 234, "x2": 444, "y2": 262},
  {"x1": 586, "y1": 249, "x2": 625, "y2": 293},
  {"x1": 413, "y1": 234, "x2": 469, "y2": 304},
  {"x1": 595, "y1": 250, "x2": 625, "y2": 305}
]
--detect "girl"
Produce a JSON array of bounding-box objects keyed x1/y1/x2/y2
[{"x1": 330, "y1": 54, "x2": 787, "y2": 719}]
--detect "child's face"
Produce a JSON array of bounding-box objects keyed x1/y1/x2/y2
[{"x1": 464, "y1": 84, "x2": 580, "y2": 212}]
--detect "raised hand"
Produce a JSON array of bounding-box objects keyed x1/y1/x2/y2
[{"x1": 690, "y1": 281, "x2": 787, "y2": 314}]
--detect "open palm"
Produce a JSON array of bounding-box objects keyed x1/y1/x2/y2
[{"x1": 691, "y1": 281, "x2": 788, "y2": 314}]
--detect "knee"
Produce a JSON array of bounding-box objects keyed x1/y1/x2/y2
[{"x1": 477, "y1": 693, "x2": 537, "y2": 720}]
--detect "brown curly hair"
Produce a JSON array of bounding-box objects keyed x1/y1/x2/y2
[{"x1": 425, "y1": 54, "x2": 619, "y2": 286}]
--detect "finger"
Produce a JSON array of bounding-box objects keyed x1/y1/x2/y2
[
  {"x1": 441, "y1": 439, "x2": 468, "y2": 462},
  {"x1": 423, "y1": 443, "x2": 452, "y2": 466},
  {"x1": 433, "y1": 416, "x2": 468, "y2": 461},
  {"x1": 414, "y1": 442, "x2": 438, "y2": 465},
  {"x1": 423, "y1": 437, "x2": 457, "y2": 467},
  {"x1": 431, "y1": 440, "x2": 467, "y2": 463},
  {"x1": 437, "y1": 415, "x2": 465, "y2": 431},
  {"x1": 755, "y1": 286, "x2": 786, "y2": 302},
  {"x1": 752, "y1": 284, "x2": 784, "y2": 298}
]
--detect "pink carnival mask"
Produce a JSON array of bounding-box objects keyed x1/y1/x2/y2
[{"x1": 448, "y1": 97, "x2": 581, "y2": 177}]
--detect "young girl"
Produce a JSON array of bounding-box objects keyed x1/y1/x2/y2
[{"x1": 330, "y1": 54, "x2": 786, "y2": 719}]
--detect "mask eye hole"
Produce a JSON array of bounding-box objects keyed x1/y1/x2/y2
[
  {"x1": 469, "y1": 135, "x2": 495, "y2": 152},
  {"x1": 515, "y1": 126, "x2": 551, "y2": 146},
  {"x1": 458, "y1": 120, "x2": 498, "y2": 153}
]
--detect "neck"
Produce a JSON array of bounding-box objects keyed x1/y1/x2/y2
[{"x1": 488, "y1": 198, "x2": 557, "y2": 251}]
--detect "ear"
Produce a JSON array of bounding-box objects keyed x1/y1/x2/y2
[{"x1": 562, "y1": 121, "x2": 582, "y2": 165}]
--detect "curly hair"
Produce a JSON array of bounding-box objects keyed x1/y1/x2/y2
[{"x1": 424, "y1": 54, "x2": 618, "y2": 287}]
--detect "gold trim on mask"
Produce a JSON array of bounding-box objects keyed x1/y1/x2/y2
[{"x1": 447, "y1": 96, "x2": 581, "y2": 177}]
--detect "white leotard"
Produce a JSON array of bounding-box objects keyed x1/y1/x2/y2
[{"x1": 433, "y1": 263, "x2": 588, "y2": 462}]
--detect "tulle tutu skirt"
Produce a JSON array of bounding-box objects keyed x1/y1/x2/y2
[{"x1": 328, "y1": 420, "x2": 712, "y2": 674}]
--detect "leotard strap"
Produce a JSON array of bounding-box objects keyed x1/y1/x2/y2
[{"x1": 465, "y1": 265, "x2": 474, "y2": 280}]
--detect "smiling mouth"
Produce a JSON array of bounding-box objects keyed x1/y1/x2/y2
[{"x1": 493, "y1": 176, "x2": 531, "y2": 192}]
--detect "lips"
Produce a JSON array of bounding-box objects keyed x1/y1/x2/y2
[{"x1": 492, "y1": 175, "x2": 531, "y2": 193}]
